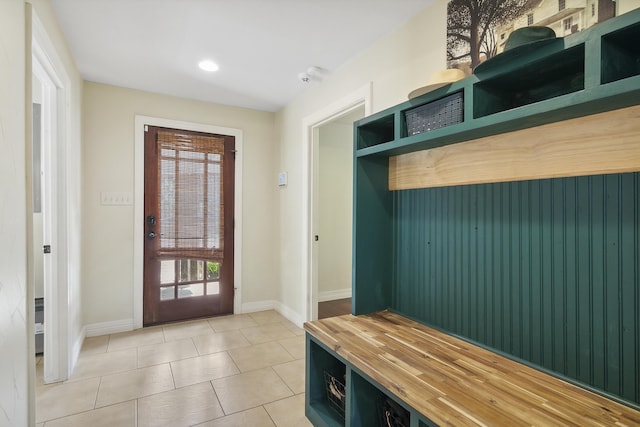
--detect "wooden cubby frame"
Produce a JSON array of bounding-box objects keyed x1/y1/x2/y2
[
  {"x1": 306, "y1": 333, "x2": 433, "y2": 427},
  {"x1": 306, "y1": 337, "x2": 348, "y2": 427}
]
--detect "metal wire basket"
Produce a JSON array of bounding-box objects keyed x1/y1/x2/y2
[
  {"x1": 405, "y1": 91, "x2": 464, "y2": 136},
  {"x1": 378, "y1": 397, "x2": 410, "y2": 427},
  {"x1": 324, "y1": 370, "x2": 346, "y2": 419}
]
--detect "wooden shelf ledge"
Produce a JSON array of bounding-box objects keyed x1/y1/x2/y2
[{"x1": 305, "y1": 311, "x2": 640, "y2": 426}]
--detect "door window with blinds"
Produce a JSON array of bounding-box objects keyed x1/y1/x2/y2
[
  {"x1": 157, "y1": 131, "x2": 224, "y2": 299},
  {"x1": 144, "y1": 126, "x2": 235, "y2": 325}
]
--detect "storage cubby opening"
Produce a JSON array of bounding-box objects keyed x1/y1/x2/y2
[
  {"x1": 308, "y1": 339, "x2": 347, "y2": 426},
  {"x1": 351, "y1": 371, "x2": 410, "y2": 427},
  {"x1": 473, "y1": 44, "x2": 585, "y2": 118},
  {"x1": 601, "y1": 22, "x2": 640, "y2": 84},
  {"x1": 403, "y1": 91, "x2": 464, "y2": 137},
  {"x1": 357, "y1": 115, "x2": 394, "y2": 149}
]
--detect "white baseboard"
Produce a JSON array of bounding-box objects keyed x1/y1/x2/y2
[
  {"x1": 84, "y1": 318, "x2": 134, "y2": 337},
  {"x1": 241, "y1": 300, "x2": 305, "y2": 329},
  {"x1": 318, "y1": 288, "x2": 352, "y2": 303},
  {"x1": 241, "y1": 300, "x2": 276, "y2": 314},
  {"x1": 83, "y1": 301, "x2": 304, "y2": 338},
  {"x1": 273, "y1": 301, "x2": 305, "y2": 328}
]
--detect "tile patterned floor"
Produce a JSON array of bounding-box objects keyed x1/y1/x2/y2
[{"x1": 36, "y1": 311, "x2": 312, "y2": 427}]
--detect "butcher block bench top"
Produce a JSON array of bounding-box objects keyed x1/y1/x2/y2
[{"x1": 304, "y1": 311, "x2": 640, "y2": 426}]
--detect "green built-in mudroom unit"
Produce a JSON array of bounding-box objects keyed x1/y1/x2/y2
[{"x1": 305, "y1": 8, "x2": 640, "y2": 427}]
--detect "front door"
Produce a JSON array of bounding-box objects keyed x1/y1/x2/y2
[{"x1": 143, "y1": 126, "x2": 235, "y2": 325}]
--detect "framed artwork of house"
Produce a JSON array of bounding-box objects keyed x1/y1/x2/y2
[{"x1": 447, "y1": 0, "x2": 640, "y2": 74}]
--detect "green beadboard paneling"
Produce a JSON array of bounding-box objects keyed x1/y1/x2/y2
[{"x1": 393, "y1": 173, "x2": 640, "y2": 405}]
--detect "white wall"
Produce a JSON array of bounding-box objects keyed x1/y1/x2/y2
[
  {"x1": 81, "y1": 82, "x2": 278, "y2": 326},
  {"x1": 317, "y1": 121, "x2": 354, "y2": 299},
  {"x1": 0, "y1": 2, "x2": 29, "y2": 425},
  {"x1": 274, "y1": 0, "x2": 448, "y2": 320}
]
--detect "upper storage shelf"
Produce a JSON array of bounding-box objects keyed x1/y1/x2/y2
[
  {"x1": 355, "y1": 8, "x2": 640, "y2": 158},
  {"x1": 473, "y1": 44, "x2": 584, "y2": 118},
  {"x1": 601, "y1": 21, "x2": 640, "y2": 84},
  {"x1": 356, "y1": 113, "x2": 394, "y2": 150}
]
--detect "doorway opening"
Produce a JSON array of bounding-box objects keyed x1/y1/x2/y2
[
  {"x1": 31, "y1": 11, "x2": 73, "y2": 384},
  {"x1": 302, "y1": 84, "x2": 371, "y2": 322},
  {"x1": 314, "y1": 109, "x2": 365, "y2": 319}
]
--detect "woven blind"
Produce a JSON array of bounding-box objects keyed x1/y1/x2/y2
[{"x1": 157, "y1": 130, "x2": 225, "y2": 261}]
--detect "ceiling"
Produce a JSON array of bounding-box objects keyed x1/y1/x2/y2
[{"x1": 50, "y1": 0, "x2": 433, "y2": 112}]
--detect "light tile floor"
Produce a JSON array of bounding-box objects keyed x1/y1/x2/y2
[{"x1": 36, "y1": 310, "x2": 312, "y2": 427}]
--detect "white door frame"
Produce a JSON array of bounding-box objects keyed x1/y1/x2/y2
[
  {"x1": 32, "y1": 11, "x2": 71, "y2": 383},
  {"x1": 301, "y1": 83, "x2": 372, "y2": 322},
  {"x1": 133, "y1": 116, "x2": 244, "y2": 328}
]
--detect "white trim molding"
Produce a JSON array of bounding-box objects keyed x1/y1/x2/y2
[
  {"x1": 133, "y1": 116, "x2": 244, "y2": 329},
  {"x1": 32, "y1": 8, "x2": 77, "y2": 385},
  {"x1": 240, "y1": 300, "x2": 277, "y2": 314},
  {"x1": 241, "y1": 300, "x2": 305, "y2": 328},
  {"x1": 84, "y1": 319, "x2": 134, "y2": 337},
  {"x1": 301, "y1": 83, "x2": 372, "y2": 323}
]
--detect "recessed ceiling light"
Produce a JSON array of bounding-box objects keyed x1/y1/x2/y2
[{"x1": 198, "y1": 59, "x2": 219, "y2": 72}]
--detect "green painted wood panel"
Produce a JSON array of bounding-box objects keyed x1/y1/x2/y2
[
  {"x1": 393, "y1": 173, "x2": 640, "y2": 405},
  {"x1": 352, "y1": 156, "x2": 393, "y2": 315}
]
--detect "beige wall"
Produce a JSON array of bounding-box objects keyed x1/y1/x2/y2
[
  {"x1": 81, "y1": 82, "x2": 278, "y2": 325},
  {"x1": 274, "y1": 0, "x2": 447, "y2": 320},
  {"x1": 318, "y1": 121, "x2": 354, "y2": 298}
]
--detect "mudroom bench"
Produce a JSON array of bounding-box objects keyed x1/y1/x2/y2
[
  {"x1": 304, "y1": 8, "x2": 640, "y2": 427},
  {"x1": 304, "y1": 311, "x2": 640, "y2": 426}
]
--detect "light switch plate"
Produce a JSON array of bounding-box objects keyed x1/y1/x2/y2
[
  {"x1": 278, "y1": 172, "x2": 288, "y2": 187},
  {"x1": 101, "y1": 191, "x2": 133, "y2": 205}
]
